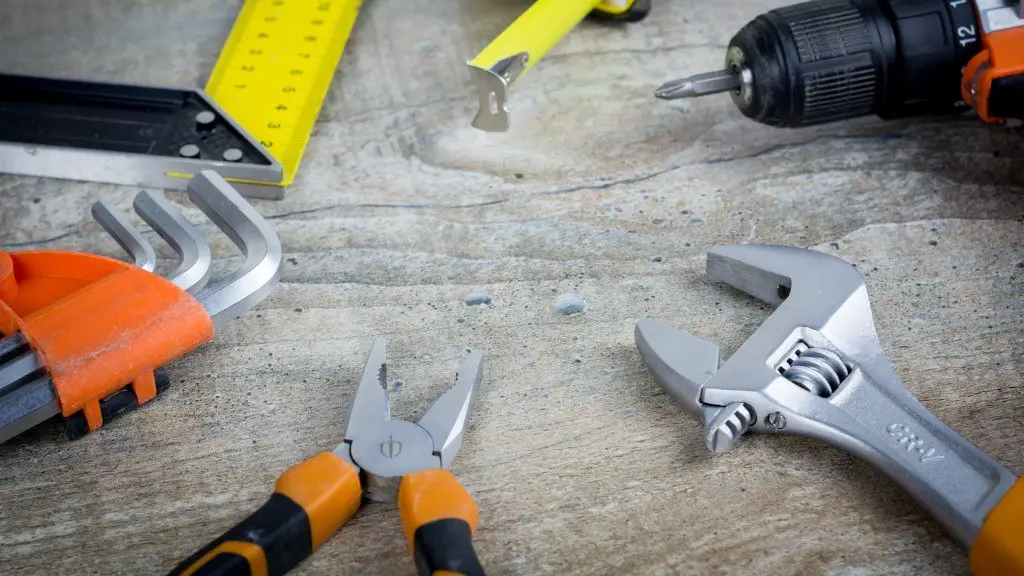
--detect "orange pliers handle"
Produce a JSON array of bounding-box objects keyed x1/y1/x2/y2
[
  {"x1": 169, "y1": 455, "x2": 482, "y2": 576},
  {"x1": 400, "y1": 469, "x2": 483, "y2": 576},
  {"x1": 170, "y1": 452, "x2": 363, "y2": 576},
  {"x1": 0, "y1": 249, "x2": 213, "y2": 433}
]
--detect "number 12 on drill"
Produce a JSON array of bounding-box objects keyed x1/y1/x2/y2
[
  {"x1": 206, "y1": 0, "x2": 361, "y2": 185},
  {"x1": 948, "y1": 0, "x2": 979, "y2": 47}
]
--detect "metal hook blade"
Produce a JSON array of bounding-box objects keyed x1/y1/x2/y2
[
  {"x1": 417, "y1": 348, "x2": 484, "y2": 469},
  {"x1": 187, "y1": 170, "x2": 282, "y2": 329},
  {"x1": 91, "y1": 200, "x2": 156, "y2": 271},
  {"x1": 133, "y1": 190, "x2": 212, "y2": 294}
]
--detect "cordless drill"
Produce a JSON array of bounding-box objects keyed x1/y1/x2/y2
[{"x1": 656, "y1": 0, "x2": 1024, "y2": 127}]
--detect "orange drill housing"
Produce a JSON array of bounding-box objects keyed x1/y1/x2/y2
[
  {"x1": 0, "y1": 249, "x2": 214, "y2": 433},
  {"x1": 961, "y1": 26, "x2": 1024, "y2": 123}
]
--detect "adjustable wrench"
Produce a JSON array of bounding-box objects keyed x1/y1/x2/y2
[{"x1": 635, "y1": 244, "x2": 1022, "y2": 574}]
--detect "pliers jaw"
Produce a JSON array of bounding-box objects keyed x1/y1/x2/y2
[{"x1": 338, "y1": 338, "x2": 484, "y2": 503}]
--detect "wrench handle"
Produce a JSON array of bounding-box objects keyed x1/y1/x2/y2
[{"x1": 796, "y1": 369, "x2": 1017, "y2": 548}]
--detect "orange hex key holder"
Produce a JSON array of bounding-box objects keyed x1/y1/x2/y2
[
  {"x1": 169, "y1": 338, "x2": 486, "y2": 576},
  {"x1": 0, "y1": 170, "x2": 281, "y2": 443}
]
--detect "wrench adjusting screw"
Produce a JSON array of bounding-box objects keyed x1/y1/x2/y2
[
  {"x1": 705, "y1": 402, "x2": 755, "y2": 453},
  {"x1": 766, "y1": 411, "x2": 786, "y2": 431},
  {"x1": 776, "y1": 342, "x2": 852, "y2": 398}
]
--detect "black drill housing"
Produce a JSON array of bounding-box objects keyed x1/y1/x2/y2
[{"x1": 728, "y1": 0, "x2": 983, "y2": 127}]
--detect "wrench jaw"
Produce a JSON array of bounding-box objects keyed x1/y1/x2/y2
[
  {"x1": 707, "y1": 244, "x2": 864, "y2": 307},
  {"x1": 633, "y1": 319, "x2": 720, "y2": 424},
  {"x1": 696, "y1": 295, "x2": 898, "y2": 455},
  {"x1": 633, "y1": 319, "x2": 760, "y2": 454},
  {"x1": 700, "y1": 325, "x2": 863, "y2": 442},
  {"x1": 707, "y1": 245, "x2": 792, "y2": 307}
]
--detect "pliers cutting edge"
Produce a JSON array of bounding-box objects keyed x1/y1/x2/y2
[{"x1": 169, "y1": 337, "x2": 486, "y2": 576}]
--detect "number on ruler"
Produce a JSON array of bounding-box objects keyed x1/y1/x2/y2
[
  {"x1": 304, "y1": 35, "x2": 317, "y2": 42},
  {"x1": 234, "y1": 84, "x2": 247, "y2": 90},
  {"x1": 276, "y1": 104, "x2": 288, "y2": 111},
  {"x1": 317, "y1": 2, "x2": 331, "y2": 11},
  {"x1": 298, "y1": 53, "x2": 311, "y2": 59},
  {"x1": 242, "y1": 65, "x2": 255, "y2": 72},
  {"x1": 272, "y1": 0, "x2": 283, "y2": 5},
  {"x1": 268, "y1": 122, "x2": 281, "y2": 129},
  {"x1": 260, "y1": 140, "x2": 274, "y2": 148},
  {"x1": 311, "y1": 19, "x2": 324, "y2": 25},
  {"x1": 258, "y1": 32, "x2": 270, "y2": 39},
  {"x1": 283, "y1": 86, "x2": 296, "y2": 93},
  {"x1": 249, "y1": 49, "x2": 263, "y2": 55},
  {"x1": 290, "y1": 69, "x2": 303, "y2": 76}
]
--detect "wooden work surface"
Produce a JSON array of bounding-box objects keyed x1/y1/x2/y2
[{"x1": 0, "y1": 1, "x2": 1021, "y2": 574}]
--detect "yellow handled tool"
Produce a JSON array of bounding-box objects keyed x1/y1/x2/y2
[
  {"x1": 168, "y1": 338, "x2": 486, "y2": 576},
  {"x1": 467, "y1": 0, "x2": 649, "y2": 132}
]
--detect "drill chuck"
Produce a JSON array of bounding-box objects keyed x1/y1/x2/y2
[{"x1": 659, "y1": 0, "x2": 985, "y2": 128}]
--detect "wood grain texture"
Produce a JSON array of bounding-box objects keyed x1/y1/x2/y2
[{"x1": 0, "y1": 1, "x2": 1021, "y2": 574}]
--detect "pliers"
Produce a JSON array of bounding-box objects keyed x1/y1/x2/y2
[{"x1": 169, "y1": 337, "x2": 486, "y2": 576}]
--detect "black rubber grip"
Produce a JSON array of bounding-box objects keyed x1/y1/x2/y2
[
  {"x1": 185, "y1": 553, "x2": 252, "y2": 576},
  {"x1": 64, "y1": 368, "x2": 171, "y2": 439},
  {"x1": 413, "y1": 519, "x2": 485, "y2": 576},
  {"x1": 990, "y1": 75, "x2": 1024, "y2": 120},
  {"x1": 167, "y1": 493, "x2": 313, "y2": 576}
]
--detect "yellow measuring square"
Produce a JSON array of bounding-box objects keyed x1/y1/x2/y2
[{"x1": 206, "y1": 0, "x2": 361, "y2": 186}]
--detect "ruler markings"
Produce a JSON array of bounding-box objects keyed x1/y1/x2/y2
[{"x1": 206, "y1": 0, "x2": 360, "y2": 186}]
